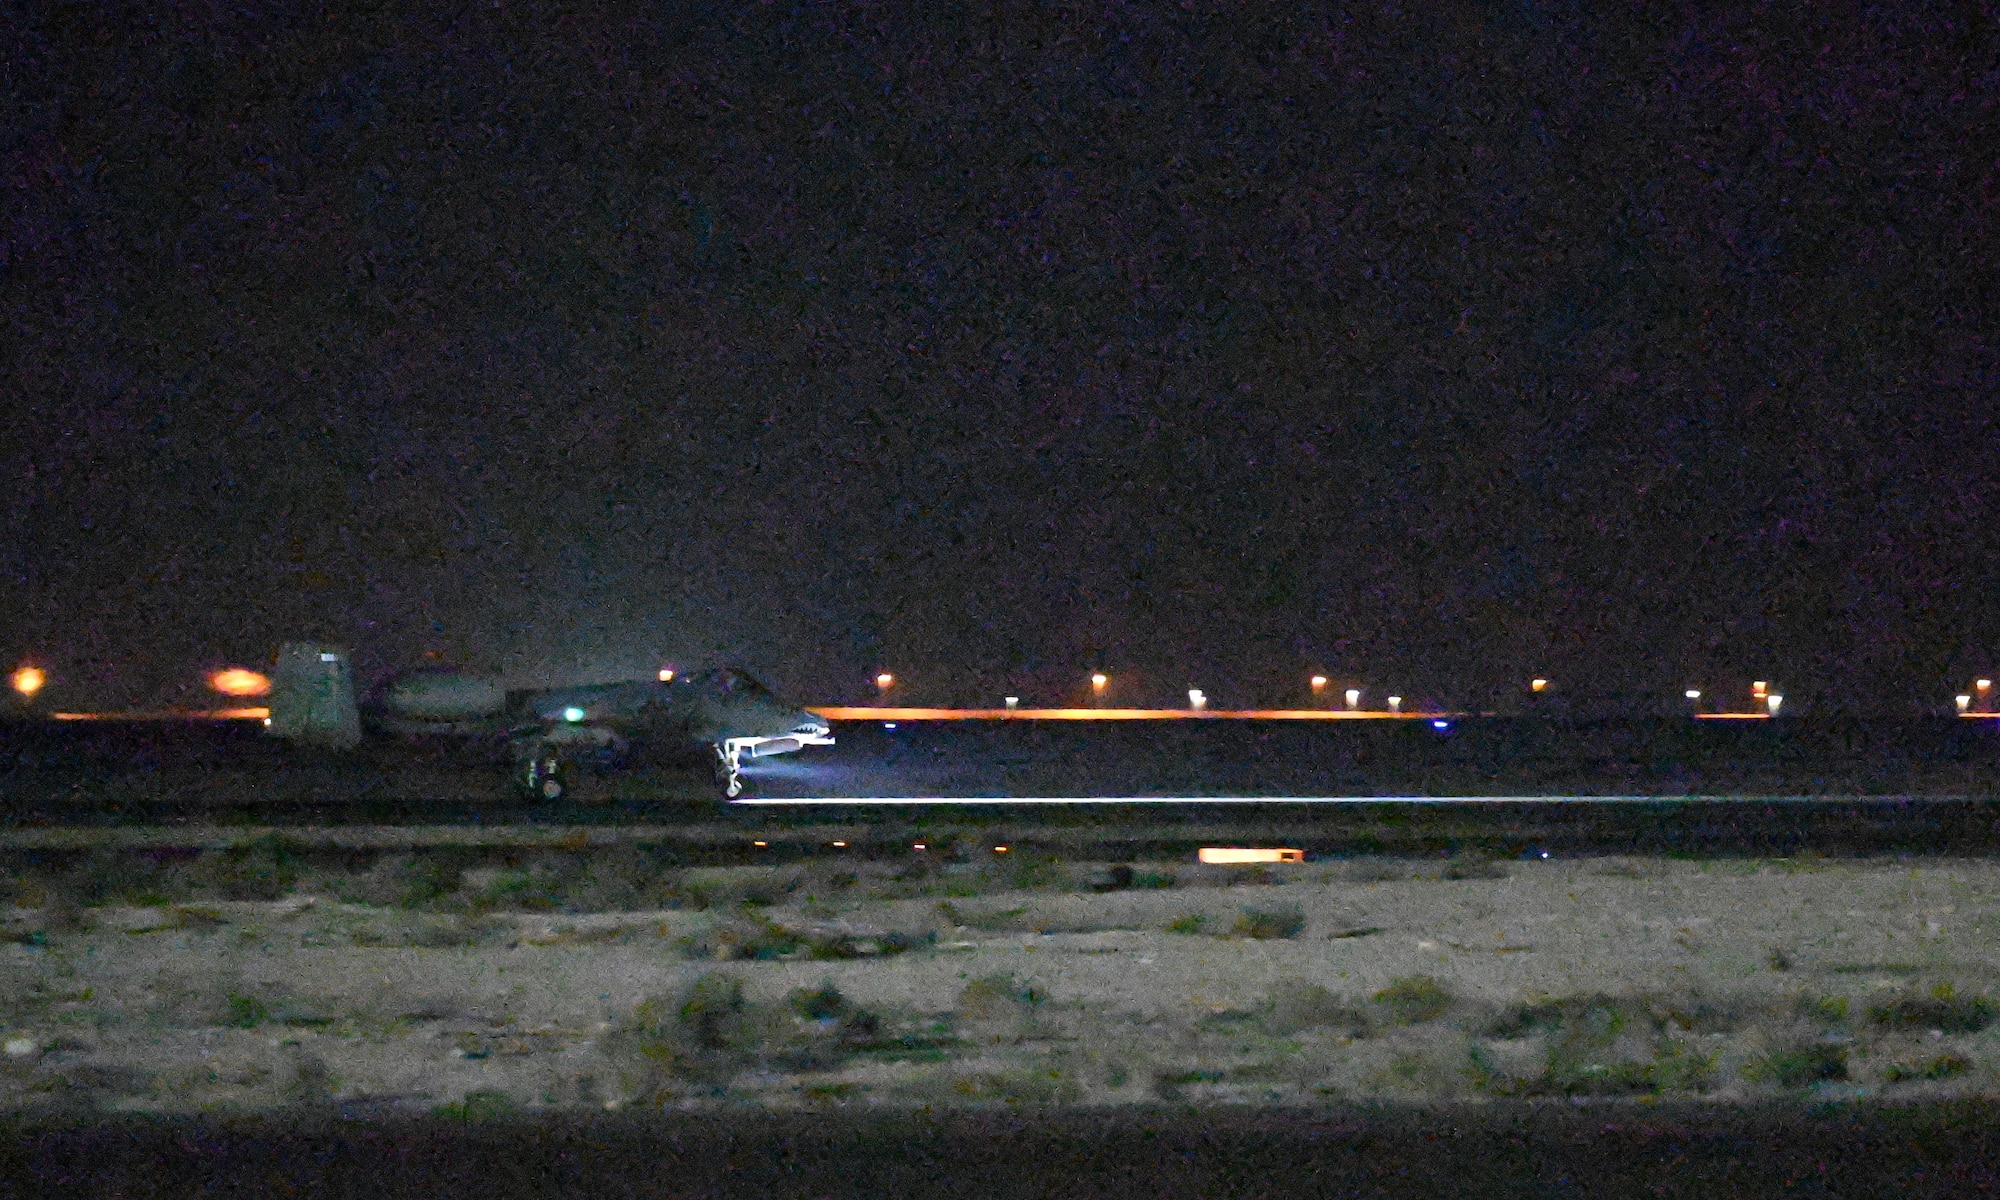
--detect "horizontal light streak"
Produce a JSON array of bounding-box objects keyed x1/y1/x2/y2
[
  {"x1": 732, "y1": 795, "x2": 1683, "y2": 805},
  {"x1": 1199, "y1": 847, "x2": 1305, "y2": 864},
  {"x1": 1693, "y1": 713, "x2": 1772, "y2": 720},
  {"x1": 807, "y1": 706, "x2": 1453, "y2": 721},
  {"x1": 51, "y1": 707, "x2": 270, "y2": 722}
]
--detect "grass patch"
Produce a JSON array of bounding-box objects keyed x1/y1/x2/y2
[
  {"x1": 225, "y1": 994, "x2": 270, "y2": 1029},
  {"x1": 432, "y1": 1089, "x2": 519, "y2": 1122},
  {"x1": 1885, "y1": 1054, "x2": 1970, "y2": 1083},
  {"x1": 1166, "y1": 913, "x2": 1207, "y2": 935},
  {"x1": 1867, "y1": 983, "x2": 1996, "y2": 1033},
  {"x1": 1233, "y1": 907, "x2": 1305, "y2": 939},
  {"x1": 957, "y1": 973, "x2": 1047, "y2": 1019},
  {"x1": 1750, "y1": 1042, "x2": 1848, "y2": 1087},
  {"x1": 1372, "y1": 976, "x2": 1451, "y2": 1024},
  {"x1": 951, "y1": 1067, "x2": 1080, "y2": 1106},
  {"x1": 1263, "y1": 979, "x2": 1370, "y2": 1036}
]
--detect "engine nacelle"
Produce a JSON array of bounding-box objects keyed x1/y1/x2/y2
[
  {"x1": 267, "y1": 643, "x2": 362, "y2": 749},
  {"x1": 379, "y1": 672, "x2": 508, "y2": 720}
]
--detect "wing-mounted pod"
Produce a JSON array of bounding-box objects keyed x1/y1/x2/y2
[{"x1": 266, "y1": 643, "x2": 362, "y2": 749}]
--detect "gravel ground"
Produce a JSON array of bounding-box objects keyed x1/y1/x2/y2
[{"x1": 5, "y1": 854, "x2": 2000, "y2": 1115}]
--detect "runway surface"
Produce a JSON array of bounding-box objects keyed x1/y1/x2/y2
[{"x1": 2, "y1": 714, "x2": 1999, "y2": 854}]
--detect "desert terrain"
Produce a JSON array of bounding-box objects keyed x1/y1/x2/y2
[{"x1": 5, "y1": 842, "x2": 2000, "y2": 1116}]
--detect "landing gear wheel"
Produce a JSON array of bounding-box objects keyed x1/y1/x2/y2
[{"x1": 522, "y1": 753, "x2": 568, "y2": 803}]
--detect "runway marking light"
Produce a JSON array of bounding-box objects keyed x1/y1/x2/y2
[
  {"x1": 1531, "y1": 679, "x2": 1548, "y2": 693},
  {"x1": 658, "y1": 668, "x2": 676, "y2": 683},
  {"x1": 1188, "y1": 689, "x2": 1206, "y2": 709},
  {"x1": 1767, "y1": 694, "x2": 1783, "y2": 715},
  {"x1": 1432, "y1": 719, "x2": 1450, "y2": 730},
  {"x1": 1199, "y1": 848, "x2": 1305, "y2": 865},
  {"x1": 993, "y1": 846, "x2": 1008, "y2": 853},
  {"x1": 1004, "y1": 696, "x2": 1018, "y2": 708},
  {"x1": 1752, "y1": 681, "x2": 1768, "y2": 697},
  {"x1": 831, "y1": 841, "x2": 847, "y2": 848},
  {"x1": 1345, "y1": 689, "x2": 1361, "y2": 709},
  {"x1": 913, "y1": 843, "x2": 926, "y2": 850},
  {"x1": 1310, "y1": 675, "x2": 1328, "y2": 691},
  {"x1": 1090, "y1": 672, "x2": 1109, "y2": 691},
  {"x1": 1387, "y1": 696, "x2": 1402, "y2": 713},
  {"x1": 883, "y1": 722, "x2": 897, "y2": 729},
  {"x1": 1958, "y1": 695, "x2": 1973, "y2": 713},
  {"x1": 753, "y1": 840, "x2": 767, "y2": 847},
  {"x1": 875, "y1": 673, "x2": 894, "y2": 690},
  {"x1": 11, "y1": 667, "x2": 45, "y2": 698},
  {"x1": 210, "y1": 668, "x2": 272, "y2": 697},
  {"x1": 1980, "y1": 679, "x2": 1994, "y2": 694},
  {"x1": 562, "y1": 706, "x2": 585, "y2": 722},
  {"x1": 1685, "y1": 690, "x2": 1702, "y2": 700}
]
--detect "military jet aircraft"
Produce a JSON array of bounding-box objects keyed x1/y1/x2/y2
[{"x1": 263, "y1": 643, "x2": 832, "y2": 800}]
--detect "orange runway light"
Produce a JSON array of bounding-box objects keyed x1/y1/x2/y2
[
  {"x1": 831, "y1": 841, "x2": 848, "y2": 848},
  {"x1": 1199, "y1": 848, "x2": 1306, "y2": 865},
  {"x1": 1979, "y1": 679, "x2": 1993, "y2": 694},
  {"x1": 1310, "y1": 675, "x2": 1328, "y2": 691},
  {"x1": 1090, "y1": 672, "x2": 1109, "y2": 691},
  {"x1": 753, "y1": 840, "x2": 767, "y2": 847},
  {"x1": 875, "y1": 673, "x2": 894, "y2": 690},
  {"x1": 210, "y1": 668, "x2": 272, "y2": 697},
  {"x1": 659, "y1": 668, "x2": 676, "y2": 683},
  {"x1": 11, "y1": 666, "x2": 45, "y2": 698},
  {"x1": 1531, "y1": 678, "x2": 1548, "y2": 693},
  {"x1": 1696, "y1": 712, "x2": 1771, "y2": 720},
  {"x1": 993, "y1": 846, "x2": 1009, "y2": 853}
]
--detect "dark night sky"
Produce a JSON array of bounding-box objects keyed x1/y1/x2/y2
[{"x1": 3, "y1": 1, "x2": 1996, "y2": 711}]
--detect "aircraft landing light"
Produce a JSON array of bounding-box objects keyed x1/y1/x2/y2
[{"x1": 809, "y1": 706, "x2": 1454, "y2": 721}]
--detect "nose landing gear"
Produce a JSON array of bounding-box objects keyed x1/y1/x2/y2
[{"x1": 712, "y1": 742, "x2": 744, "y2": 799}]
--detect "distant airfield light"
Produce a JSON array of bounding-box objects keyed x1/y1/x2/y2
[
  {"x1": 883, "y1": 722, "x2": 897, "y2": 729},
  {"x1": 11, "y1": 666, "x2": 46, "y2": 699},
  {"x1": 1752, "y1": 681, "x2": 1768, "y2": 698},
  {"x1": 562, "y1": 706, "x2": 585, "y2": 722},
  {"x1": 1531, "y1": 678, "x2": 1548, "y2": 693},
  {"x1": 1199, "y1": 848, "x2": 1306, "y2": 865},
  {"x1": 1345, "y1": 688, "x2": 1361, "y2": 709},
  {"x1": 1959, "y1": 695, "x2": 1973, "y2": 714},
  {"x1": 1310, "y1": 675, "x2": 1328, "y2": 691},
  {"x1": 913, "y1": 843, "x2": 926, "y2": 850},
  {"x1": 209, "y1": 668, "x2": 271, "y2": 697},
  {"x1": 1431, "y1": 719, "x2": 1451, "y2": 730},
  {"x1": 1188, "y1": 688, "x2": 1206, "y2": 709},
  {"x1": 1980, "y1": 679, "x2": 1994, "y2": 695},
  {"x1": 1004, "y1": 696, "x2": 1019, "y2": 709},
  {"x1": 1685, "y1": 689, "x2": 1702, "y2": 701},
  {"x1": 1090, "y1": 672, "x2": 1109, "y2": 692},
  {"x1": 994, "y1": 846, "x2": 1009, "y2": 853},
  {"x1": 753, "y1": 840, "x2": 767, "y2": 847},
  {"x1": 875, "y1": 673, "x2": 894, "y2": 691},
  {"x1": 1387, "y1": 696, "x2": 1402, "y2": 713},
  {"x1": 831, "y1": 841, "x2": 847, "y2": 848},
  {"x1": 1767, "y1": 694, "x2": 1783, "y2": 716},
  {"x1": 658, "y1": 668, "x2": 675, "y2": 683}
]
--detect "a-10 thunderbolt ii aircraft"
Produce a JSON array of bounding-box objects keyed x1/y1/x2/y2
[{"x1": 262, "y1": 643, "x2": 833, "y2": 800}]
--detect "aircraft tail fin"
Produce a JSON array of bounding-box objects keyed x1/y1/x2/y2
[{"x1": 267, "y1": 642, "x2": 362, "y2": 749}]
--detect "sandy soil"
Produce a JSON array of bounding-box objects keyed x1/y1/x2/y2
[{"x1": 5, "y1": 854, "x2": 2000, "y2": 1115}]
